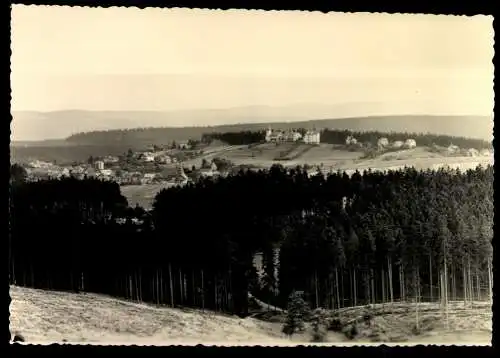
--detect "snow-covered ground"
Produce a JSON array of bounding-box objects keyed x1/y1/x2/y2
[{"x1": 9, "y1": 286, "x2": 492, "y2": 346}]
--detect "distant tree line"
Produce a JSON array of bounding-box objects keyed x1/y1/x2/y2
[
  {"x1": 9, "y1": 164, "x2": 493, "y2": 318},
  {"x1": 202, "y1": 130, "x2": 267, "y2": 145},
  {"x1": 201, "y1": 128, "x2": 492, "y2": 150}
]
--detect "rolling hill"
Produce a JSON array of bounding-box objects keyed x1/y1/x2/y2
[
  {"x1": 12, "y1": 111, "x2": 493, "y2": 146},
  {"x1": 9, "y1": 285, "x2": 491, "y2": 345},
  {"x1": 10, "y1": 107, "x2": 492, "y2": 164}
]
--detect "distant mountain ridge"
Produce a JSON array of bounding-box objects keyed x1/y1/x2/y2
[
  {"x1": 11, "y1": 108, "x2": 492, "y2": 147},
  {"x1": 11, "y1": 102, "x2": 493, "y2": 142},
  {"x1": 61, "y1": 115, "x2": 494, "y2": 146}
]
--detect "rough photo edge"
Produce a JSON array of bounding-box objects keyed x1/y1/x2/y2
[{"x1": 7, "y1": 0, "x2": 496, "y2": 354}]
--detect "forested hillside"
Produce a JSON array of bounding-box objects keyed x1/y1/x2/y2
[
  {"x1": 63, "y1": 115, "x2": 492, "y2": 147},
  {"x1": 9, "y1": 164, "x2": 493, "y2": 318},
  {"x1": 204, "y1": 128, "x2": 492, "y2": 149}
]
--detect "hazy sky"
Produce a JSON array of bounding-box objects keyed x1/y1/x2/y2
[{"x1": 11, "y1": 6, "x2": 494, "y2": 115}]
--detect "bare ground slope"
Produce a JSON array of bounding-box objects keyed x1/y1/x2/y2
[{"x1": 10, "y1": 286, "x2": 491, "y2": 346}]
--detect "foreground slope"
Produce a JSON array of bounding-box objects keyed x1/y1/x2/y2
[
  {"x1": 9, "y1": 286, "x2": 286, "y2": 345},
  {"x1": 10, "y1": 286, "x2": 491, "y2": 345}
]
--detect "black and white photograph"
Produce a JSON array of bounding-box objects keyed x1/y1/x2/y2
[{"x1": 9, "y1": 6, "x2": 494, "y2": 346}]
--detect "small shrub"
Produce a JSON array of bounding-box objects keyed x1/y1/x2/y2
[
  {"x1": 310, "y1": 308, "x2": 327, "y2": 342},
  {"x1": 328, "y1": 317, "x2": 343, "y2": 332},
  {"x1": 343, "y1": 324, "x2": 359, "y2": 340},
  {"x1": 363, "y1": 313, "x2": 374, "y2": 327},
  {"x1": 411, "y1": 325, "x2": 422, "y2": 336},
  {"x1": 351, "y1": 324, "x2": 359, "y2": 337}
]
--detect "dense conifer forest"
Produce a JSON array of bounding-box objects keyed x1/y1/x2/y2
[{"x1": 9, "y1": 163, "x2": 493, "y2": 317}]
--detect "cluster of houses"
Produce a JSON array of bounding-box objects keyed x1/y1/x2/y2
[
  {"x1": 22, "y1": 149, "x2": 224, "y2": 186},
  {"x1": 265, "y1": 128, "x2": 321, "y2": 145},
  {"x1": 376, "y1": 137, "x2": 417, "y2": 150},
  {"x1": 447, "y1": 145, "x2": 491, "y2": 157},
  {"x1": 24, "y1": 160, "x2": 192, "y2": 186},
  {"x1": 344, "y1": 136, "x2": 417, "y2": 150}
]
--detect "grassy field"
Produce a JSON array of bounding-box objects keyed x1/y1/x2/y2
[
  {"x1": 9, "y1": 286, "x2": 491, "y2": 345},
  {"x1": 285, "y1": 144, "x2": 364, "y2": 168},
  {"x1": 120, "y1": 183, "x2": 177, "y2": 208}
]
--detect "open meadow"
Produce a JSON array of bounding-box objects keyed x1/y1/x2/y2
[{"x1": 9, "y1": 286, "x2": 491, "y2": 345}]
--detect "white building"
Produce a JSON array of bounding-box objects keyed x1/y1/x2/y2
[
  {"x1": 178, "y1": 141, "x2": 191, "y2": 150},
  {"x1": 392, "y1": 141, "x2": 404, "y2": 149},
  {"x1": 303, "y1": 130, "x2": 321, "y2": 145},
  {"x1": 103, "y1": 156, "x2": 119, "y2": 163},
  {"x1": 265, "y1": 128, "x2": 284, "y2": 142},
  {"x1": 448, "y1": 144, "x2": 460, "y2": 154},
  {"x1": 404, "y1": 139, "x2": 417, "y2": 149},
  {"x1": 61, "y1": 168, "x2": 71, "y2": 177},
  {"x1": 377, "y1": 137, "x2": 389, "y2": 149},
  {"x1": 345, "y1": 135, "x2": 358, "y2": 145},
  {"x1": 467, "y1": 148, "x2": 479, "y2": 157},
  {"x1": 285, "y1": 131, "x2": 303, "y2": 142},
  {"x1": 140, "y1": 152, "x2": 156, "y2": 162},
  {"x1": 481, "y1": 149, "x2": 491, "y2": 156},
  {"x1": 155, "y1": 154, "x2": 172, "y2": 164},
  {"x1": 100, "y1": 169, "x2": 114, "y2": 177},
  {"x1": 94, "y1": 161, "x2": 105, "y2": 170}
]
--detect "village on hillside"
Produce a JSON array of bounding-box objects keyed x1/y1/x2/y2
[{"x1": 14, "y1": 127, "x2": 493, "y2": 195}]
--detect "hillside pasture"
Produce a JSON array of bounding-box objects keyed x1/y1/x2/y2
[
  {"x1": 205, "y1": 142, "x2": 299, "y2": 168},
  {"x1": 377, "y1": 147, "x2": 447, "y2": 161},
  {"x1": 337, "y1": 156, "x2": 494, "y2": 176},
  {"x1": 10, "y1": 286, "x2": 491, "y2": 345},
  {"x1": 121, "y1": 183, "x2": 176, "y2": 209},
  {"x1": 285, "y1": 144, "x2": 364, "y2": 168}
]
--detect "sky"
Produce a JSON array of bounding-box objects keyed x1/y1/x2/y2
[{"x1": 10, "y1": 6, "x2": 494, "y2": 116}]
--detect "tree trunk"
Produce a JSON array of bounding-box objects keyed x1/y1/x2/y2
[
  {"x1": 453, "y1": 267, "x2": 457, "y2": 302},
  {"x1": 154, "y1": 269, "x2": 158, "y2": 304},
  {"x1": 340, "y1": 269, "x2": 345, "y2": 308},
  {"x1": 429, "y1": 254, "x2": 433, "y2": 302},
  {"x1": 138, "y1": 269, "x2": 143, "y2": 302},
  {"x1": 487, "y1": 257, "x2": 493, "y2": 303},
  {"x1": 370, "y1": 268, "x2": 375, "y2": 304},
  {"x1": 468, "y1": 256, "x2": 473, "y2": 308},
  {"x1": 399, "y1": 265, "x2": 403, "y2": 302},
  {"x1": 168, "y1": 263, "x2": 174, "y2": 307},
  {"x1": 443, "y1": 256, "x2": 449, "y2": 330},
  {"x1": 179, "y1": 268, "x2": 184, "y2": 305},
  {"x1": 381, "y1": 268, "x2": 386, "y2": 304},
  {"x1": 353, "y1": 269, "x2": 357, "y2": 307},
  {"x1": 129, "y1": 274, "x2": 133, "y2": 300},
  {"x1": 184, "y1": 273, "x2": 188, "y2": 303},
  {"x1": 214, "y1": 274, "x2": 218, "y2": 312},
  {"x1": 415, "y1": 267, "x2": 419, "y2": 331},
  {"x1": 134, "y1": 271, "x2": 139, "y2": 302},
  {"x1": 476, "y1": 269, "x2": 480, "y2": 301},
  {"x1": 462, "y1": 257, "x2": 467, "y2": 305},
  {"x1": 201, "y1": 269, "x2": 205, "y2": 311},
  {"x1": 314, "y1": 270, "x2": 319, "y2": 309},
  {"x1": 335, "y1": 267, "x2": 340, "y2": 310},
  {"x1": 388, "y1": 257, "x2": 394, "y2": 304},
  {"x1": 348, "y1": 269, "x2": 353, "y2": 307},
  {"x1": 160, "y1": 269, "x2": 164, "y2": 304}
]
